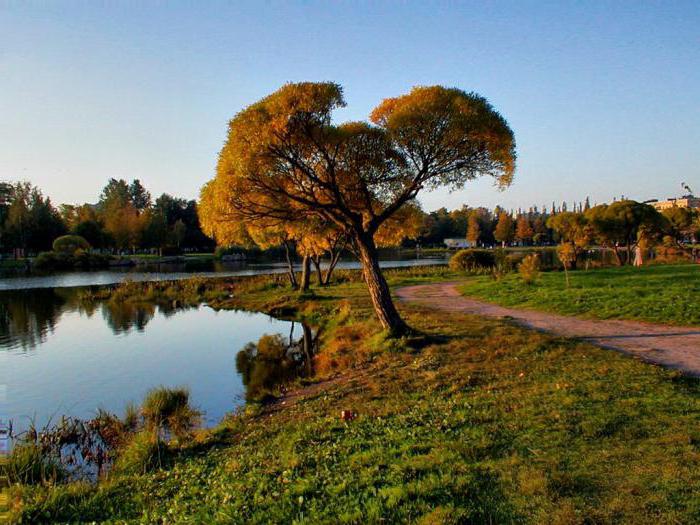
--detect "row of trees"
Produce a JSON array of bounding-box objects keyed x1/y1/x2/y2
[
  {"x1": 547, "y1": 200, "x2": 699, "y2": 267},
  {"x1": 419, "y1": 205, "x2": 559, "y2": 247},
  {"x1": 0, "y1": 179, "x2": 213, "y2": 255},
  {"x1": 0, "y1": 182, "x2": 66, "y2": 254},
  {"x1": 419, "y1": 199, "x2": 699, "y2": 253}
]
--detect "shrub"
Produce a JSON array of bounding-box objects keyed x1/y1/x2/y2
[
  {"x1": 34, "y1": 250, "x2": 110, "y2": 272},
  {"x1": 518, "y1": 254, "x2": 541, "y2": 285},
  {"x1": 123, "y1": 402, "x2": 140, "y2": 432},
  {"x1": 141, "y1": 386, "x2": 200, "y2": 440},
  {"x1": 112, "y1": 431, "x2": 165, "y2": 475},
  {"x1": 52, "y1": 235, "x2": 91, "y2": 255},
  {"x1": 449, "y1": 249, "x2": 496, "y2": 273},
  {"x1": 33, "y1": 251, "x2": 73, "y2": 271},
  {"x1": 2, "y1": 443, "x2": 64, "y2": 485},
  {"x1": 73, "y1": 250, "x2": 110, "y2": 269}
]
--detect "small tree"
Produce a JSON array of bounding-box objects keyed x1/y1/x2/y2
[
  {"x1": 547, "y1": 212, "x2": 590, "y2": 270},
  {"x1": 556, "y1": 243, "x2": 576, "y2": 288},
  {"x1": 585, "y1": 201, "x2": 663, "y2": 265},
  {"x1": 515, "y1": 215, "x2": 534, "y2": 245},
  {"x1": 518, "y1": 253, "x2": 540, "y2": 285},
  {"x1": 466, "y1": 212, "x2": 481, "y2": 246},
  {"x1": 171, "y1": 219, "x2": 187, "y2": 249},
  {"x1": 662, "y1": 206, "x2": 698, "y2": 253},
  {"x1": 494, "y1": 212, "x2": 514, "y2": 247}
]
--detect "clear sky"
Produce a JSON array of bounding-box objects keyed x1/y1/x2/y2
[{"x1": 1, "y1": 1, "x2": 698, "y2": 212}]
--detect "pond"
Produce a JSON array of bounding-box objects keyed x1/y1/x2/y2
[
  {"x1": 0, "y1": 255, "x2": 448, "y2": 290},
  {"x1": 0, "y1": 287, "x2": 315, "y2": 434}
]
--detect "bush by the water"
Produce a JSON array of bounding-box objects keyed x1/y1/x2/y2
[
  {"x1": 112, "y1": 431, "x2": 167, "y2": 475},
  {"x1": 52, "y1": 235, "x2": 91, "y2": 254},
  {"x1": 141, "y1": 386, "x2": 200, "y2": 440},
  {"x1": 34, "y1": 250, "x2": 111, "y2": 272},
  {"x1": 449, "y1": 249, "x2": 496, "y2": 272}
]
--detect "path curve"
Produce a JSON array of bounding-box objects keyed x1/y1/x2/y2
[{"x1": 397, "y1": 282, "x2": 700, "y2": 376}]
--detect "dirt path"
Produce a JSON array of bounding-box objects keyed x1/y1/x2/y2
[{"x1": 397, "y1": 282, "x2": 700, "y2": 376}]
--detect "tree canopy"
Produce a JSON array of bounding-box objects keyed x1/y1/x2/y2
[{"x1": 199, "y1": 82, "x2": 516, "y2": 333}]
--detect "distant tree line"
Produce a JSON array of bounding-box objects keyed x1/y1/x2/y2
[
  {"x1": 417, "y1": 198, "x2": 699, "y2": 260},
  {"x1": 0, "y1": 179, "x2": 213, "y2": 256},
  {"x1": 3, "y1": 178, "x2": 697, "y2": 272}
]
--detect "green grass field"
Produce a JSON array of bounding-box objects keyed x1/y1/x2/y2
[
  {"x1": 7, "y1": 268, "x2": 700, "y2": 523},
  {"x1": 459, "y1": 263, "x2": 700, "y2": 326}
]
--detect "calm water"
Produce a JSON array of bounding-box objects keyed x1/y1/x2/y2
[
  {"x1": 1, "y1": 287, "x2": 314, "y2": 432},
  {"x1": 0, "y1": 256, "x2": 448, "y2": 290}
]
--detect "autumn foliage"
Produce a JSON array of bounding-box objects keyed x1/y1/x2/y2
[{"x1": 199, "y1": 82, "x2": 516, "y2": 333}]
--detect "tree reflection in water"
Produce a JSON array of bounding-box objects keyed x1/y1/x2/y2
[
  {"x1": 2, "y1": 286, "x2": 316, "y2": 403},
  {"x1": 0, "y1": 288, "x2": 201, "y2": 348},
  {"x1": 1, "y1": 289, "x2": 68, "y2": 349},
  {"x1": 235, "y1": 322, "x2": 317, "y2": 402}
]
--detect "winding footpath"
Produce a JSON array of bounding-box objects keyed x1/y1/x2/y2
[{"x1": 397, "y1": 282, "x2": 700, "y2": 376}]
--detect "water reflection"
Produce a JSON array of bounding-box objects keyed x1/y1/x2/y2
[
  {"x1": 1, "y1": 286, "x2": 317, "y2": 432},
  {"x1": 0, "y1": 288, "x2": 200, "y2": 348},
  {"x1": 236, "y1": 323, "x2": 317, "y2": 402},
  {"x1": 0, "y1": 289, "x2": 68, "y2": 349}
]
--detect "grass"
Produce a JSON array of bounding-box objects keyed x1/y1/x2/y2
[
  {"x1": 6, "y1": 266, "x2": 700, "y2": 523},
  {"x1": 2, "y1": 444, "x2": 64, "y2": 486},
  {"x1": 0, "y1": 258, "x2": 27, "y2": 273},
  {"x1": 459, "y1": 263, "x2": 700, "y2": 326}
]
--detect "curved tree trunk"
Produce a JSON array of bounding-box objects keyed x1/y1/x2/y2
[
  {"x1": 323, "y1": 245, "x2": 345, "y2": 285},
  {"x1": 311, "y1": 256, "x2": 324, "y2": 286},
  {"x1": 355, "y1": 233, "x2": 409, "y2": 335},
  {"x1": 283, "y1": 240, "x2": 298, "y2": 289},
  {"x1": 300, "y1": 255, "x2": 311, "y2": 292}
]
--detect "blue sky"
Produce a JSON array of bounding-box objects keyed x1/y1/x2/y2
[{"x1": 1, "y1": 1, "x2": 698, "y2": 212}]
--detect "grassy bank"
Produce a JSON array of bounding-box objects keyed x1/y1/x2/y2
[
  {"x1": 7, "y1": 267, "x2": 700, "y2": 523},
  {"x1": 459, "y1": 263, "x2": 700, "y2": 326}
]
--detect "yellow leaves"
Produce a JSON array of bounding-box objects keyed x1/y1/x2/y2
[
  {"x1": 375, "y1": 201, "x2": 423, "y2": 247},
  {"x1": 200, "y1": 81, "x2": 515, "y2": 262},
  {"x1": 369, "y1": 85, "x2": 516, "y2": 189}
]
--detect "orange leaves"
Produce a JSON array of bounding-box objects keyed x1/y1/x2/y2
[
  {"x1": 200, "y1": 81, "x2": 515, "y2": 252},
  {"x1": 375, "y1": 201, "x2": 423, "y2": 247},
  {"x1": 369, "y1": 86, "x2": 516, "y2": 190}
]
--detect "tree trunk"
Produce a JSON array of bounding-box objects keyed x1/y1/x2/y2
[
  {"x1": 611, "y1": 246, "x2": 622, "y2": 266},
  {"x1": 323, "y1": 249, "x2": 343, "y2": 285},
  {"x1": 300, "y1": 255, "x2": 311, "y2": 292},
  {"x1": 283, "y1": 240, "x2": 298, "y2": 289},
  {"x1": 301, "y1": 323, "x2": 314, "y2": 375},
  {"x1": 626, "y1": 240, "x2": 633, "y2": 266},
  {"x1": 311, "y1": 256, "x2": 324, "y2": 285},
  {"x1": 355, "y1": 233, "x2": 409, "y2": 336}
]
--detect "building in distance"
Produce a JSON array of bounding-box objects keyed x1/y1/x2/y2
[{"x1": 650, "y1": 195, "x2": 700, "y2": 211}]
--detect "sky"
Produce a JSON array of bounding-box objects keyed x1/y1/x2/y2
[{"x1": 1, "y1": 1, "x2": 699, "y2": 213}]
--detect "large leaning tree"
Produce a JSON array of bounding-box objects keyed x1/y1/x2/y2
[{"x1": 200, "y1": 82, "x2": 515, "y2": 335}]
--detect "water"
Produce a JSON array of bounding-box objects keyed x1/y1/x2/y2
[
  {"x1": 0, "y1": 287, "x2": 315, "y2": 433},
  {"x1": 0, "y1": 256, "x2": 448, "y2": 290}
]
